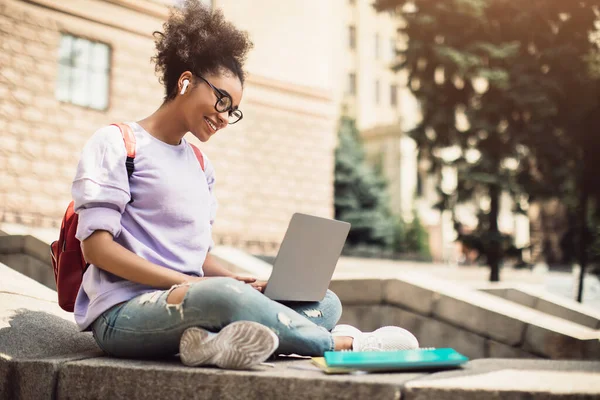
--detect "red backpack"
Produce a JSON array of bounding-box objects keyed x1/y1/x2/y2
[{"x1": 50, "y1": 123, "x2": 205, "y2": 312}]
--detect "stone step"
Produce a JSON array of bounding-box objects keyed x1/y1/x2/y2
[
  {"x1": 330, "y1": 272, "x2": 600, "y2": 360},
  {"x1": 0, "y1": 234, "x2": 55, "y2": 290},
  {"x1": 2, "y1": 263, "x2": 600, "y2": 399},
  {"x1": 480, "y1": 284, "x2": 600, "y2": 329}
]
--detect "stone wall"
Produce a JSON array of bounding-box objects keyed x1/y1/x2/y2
[
  {"x1": 0, "y1": 0, "x2": 337, "y2": 254},
  {"x1": 330, "y1": 276, "x2": 600, "y2": 360}
]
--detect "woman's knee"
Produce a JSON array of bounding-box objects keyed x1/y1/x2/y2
[
  {"x1": 166, "y1": 277, "x2": 241, "y2": 305},
  {"x1": 184, "y1": 277, "x2": 256, "y2": 311},
  {"x1": 320, "y1": 290, "x2": 343, "y2": 330}
]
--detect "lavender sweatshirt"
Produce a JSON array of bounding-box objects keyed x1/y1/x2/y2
[{"x1": 72, "y1": 122, "x2": 217, "y2": 331}]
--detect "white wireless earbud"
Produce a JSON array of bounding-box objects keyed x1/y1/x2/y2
[{"x1": 180, "y1": 79, "x2": 190, "y2": 95}]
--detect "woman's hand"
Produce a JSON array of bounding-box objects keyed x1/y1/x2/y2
[
  {"x1": 233, "y1": 275, "x2": 257, "y2": 284},
  {"x1": 249, "y1": 280, "x2": 268, "y2": 293},
  {"x1": 233, "y1": 276, "x2": 267, "y2": 292}
]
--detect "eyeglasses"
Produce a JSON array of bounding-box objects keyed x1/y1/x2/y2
[{"x1": 197, "y1": 75, "x2": 243, "y2": 124}]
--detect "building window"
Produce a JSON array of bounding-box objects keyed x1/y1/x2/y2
[
  {"x1": 375, "y1": 33, "x2": 380, "y2": 59},
  {"x1": 347, "y1": 73, "x2": 357, "y2": 95},
  {"x1": 56, "y1": 34, "x2": 111, "y2": 110},
  {"x1": 390, "y1": 84, "x2": 398, "y2": 106},
  {"x1": 390, "y1": 38, "x2": 397, "y2": 61},
  {"x1": 375, "y1": 80, "x2": 380, "y2": 104},
  {"x1": 349, "y1": 26, "x2": 356, "y2": 50}
]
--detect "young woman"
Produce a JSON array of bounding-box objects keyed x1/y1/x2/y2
[{"x1": 73, "y1": 1, "x2": 419, "y2": 370}]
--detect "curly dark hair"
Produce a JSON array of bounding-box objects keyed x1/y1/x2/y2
[{"x1": 152, "y1": 0, "x2": 253, "y2": 101}]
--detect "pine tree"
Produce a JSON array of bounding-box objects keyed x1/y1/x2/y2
[{"x1": 334, "y1": 116, "x2": 395, "y2": 252}]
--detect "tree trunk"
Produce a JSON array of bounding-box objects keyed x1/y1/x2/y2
[
  {"x1": 576, "y1": 183, "x2": 589, "y2": 303},
  {"x1": 489, "y1": 183, "x2": 501, "y2": 282}
]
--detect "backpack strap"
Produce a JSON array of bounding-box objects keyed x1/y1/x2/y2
[
  {"x1": 110, "y1": 123, "x2": 204, "y2": 177},
  {"x1": 111, "y1": 123, "x2": 136, "y2": 178},
  {"x1": 189, "y1": 143, "x2": 205, "y2": 171}
]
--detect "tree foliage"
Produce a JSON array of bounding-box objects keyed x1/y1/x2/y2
[{"x1": 375, "y1": 0, "x2": 600, "y2": 284}]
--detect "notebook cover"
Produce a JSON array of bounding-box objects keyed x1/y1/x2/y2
[
  {"x1": 310, "y1": 357, "x2": 355, "y2": 374},
  {"x1": 323, "y1": 348, "x2": 469, "y2": 371}
]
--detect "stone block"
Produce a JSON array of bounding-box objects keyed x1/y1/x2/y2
[
  {"x1": 504, "y1": 288, "x2": 539, "y2": 309},
  {"x1": 0, "y1": 234, "x2": 51, "y2": 263},
  {"x1": 0, "y1": 264, "x2": 100, "y2": 398},
  {"x1": 57, "y1": 358, "x2": 424, "y2": 400},
  {"x1": 0, "y1": 264, "x2": 99, "y2": 360},
  {"x1": 2, "y1": 354, "x2": 99, "y2": 400},
  {"x1": 523, "y1": 322, "x2": 600, "y2": 360},
  {"x1": 480, "y1": 287, "x2": 508, "y2": 298},
  {"x1": 496, "y1": 285, "x2": 600, "y2": 330},
  {"x1": 0, "y1": 253, "x2": 56, "y2": 290},
  {"x1": 433, "y1": 294, "x2": 527, "y2": 346},
  {"x1": 338, "y1": 305, "x2": 385, "y2": 332},
  {"x1": 483, "y1": 285, "x2": 600, "y2": 330},
  {"x1": 403, "y1": 359, "x2": 600, "y2": 400},
  {"x1": 485, "y1": 339, "x2": 540, "y2": 359},
  {"x1": 329, "y1": 279, "x2": 384, "y2": 305},
  {"x1": 384, "y1": 276, "x2": 439, "y2": 315},
  {"x1": 380, "y1": 305, "x2": 486, "y2": 359},
  {"x1": 535, "y1": 298, "x2": 600, "y2": 330}
]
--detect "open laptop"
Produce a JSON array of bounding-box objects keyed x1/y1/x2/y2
[{"x1": 263, "y1": 213, "x2": 351, "y2": 302}]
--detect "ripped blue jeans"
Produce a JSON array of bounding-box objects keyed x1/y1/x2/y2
[{"x1": 91, "y1": 277, "x2": 341, "y2": 358}]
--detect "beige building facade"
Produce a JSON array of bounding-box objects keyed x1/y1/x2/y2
[{"x1": 0, "y1": 0, "x2": 340, "y2": 253}]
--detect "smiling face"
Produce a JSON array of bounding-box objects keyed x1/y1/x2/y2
[{"x1": 178, "y1": 70, "x2": 244, "y2": 142}]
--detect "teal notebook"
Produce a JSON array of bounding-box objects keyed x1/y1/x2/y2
[{"x1": 323, "y1": 348, "x2": 468, "y2": 371}]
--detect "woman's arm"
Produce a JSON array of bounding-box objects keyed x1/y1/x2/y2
[
  {"x1": 202, "y1": 253, "x2": 269, "y2": 291},
  {"x1": 202, "y1": 253, "x2": 238, "y2": 278},
  {"x1": 82, "y1": 230, "x2": 201, "y2": 288}
]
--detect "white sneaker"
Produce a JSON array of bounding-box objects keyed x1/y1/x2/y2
[
  {"x1": 179, "y1": 321, "x2": 279, "y2": 370},
  {"x1": 331, "y1": 324, "x2": 419, "y2": 351}
]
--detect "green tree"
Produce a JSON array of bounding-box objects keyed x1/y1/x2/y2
[
  {"x1": 375, "y1": 0, "x2": 600, "y2": 287},
  {"x1": 393, "y1": 213, "x2": 431, "y2": 259},
  {"x1": 334, "y1": 116, "x2": 395, "y2": 252},
  {"x1": 532, "y1": 8, "x2": 600, "y2": 301}
]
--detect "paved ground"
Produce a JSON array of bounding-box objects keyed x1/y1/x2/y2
[
  {"x1": 545, "y1": 271, "x2": 600, "y2": 309},
  {"x1": 334, "y1": 257, "x2": 600, "y2": 309}
]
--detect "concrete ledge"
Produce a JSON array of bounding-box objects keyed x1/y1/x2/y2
[
  {"x1": 340, "y1": 305, "x2": 540, "y2": 360},
  {"x1": 56, "y1": 358, "x2": 422, "y2": 400},
  {"x1": 3, "y1": 260, "x2": 600, "y2": 399},
  {"x1": 4, "y1": 356, "x2": 600, "y2": 400},
  {"x1": 0, "y1": 264, "x2": 99, "y2": 361},
  {"x1": 404, "y1": 359, "x2": 600, "y2": 400},
  {"x1": 384, "y1": 276, "x2": 439, "y2": 315},
  {"x1": 432, "y1": 293, "x2": 529, "y2": 345},
  {"x1": 331, "y1": 272, "x2": 600, "y2": 360},
  {"x1": 1, "y1": 353, "x2": 101, "y2": 400},
  {"x1": 0, "y1": 235, "x2": 55, "y2": 290},
  {"x1": 0, "y1": 235, "x2": 51, "y2": 263},
  {"x1": 482, "y1": 285, "x2": 600, "y2": 329}
]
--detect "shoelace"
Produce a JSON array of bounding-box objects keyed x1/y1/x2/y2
[{"x1": 359, "y1": 334, "x2": 382, "y2": 351}]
